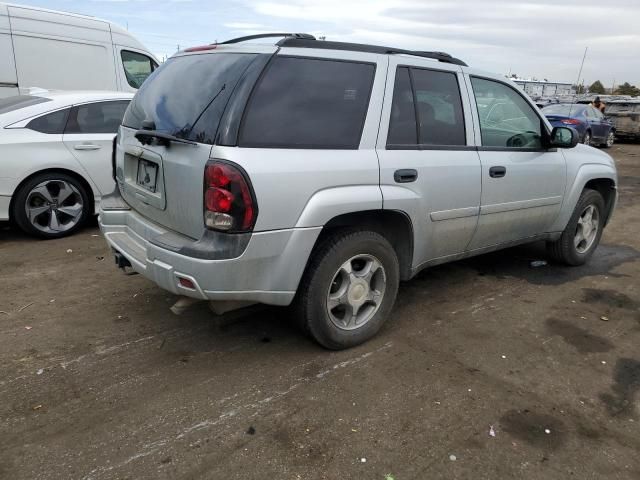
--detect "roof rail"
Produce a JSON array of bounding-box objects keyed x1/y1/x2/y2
[
  {"x1": 220, "y1": 33, "x2": 316, "y2": 45},
  {"x1": 277, "y1": 38, "x2": 467, "y2": 66}
]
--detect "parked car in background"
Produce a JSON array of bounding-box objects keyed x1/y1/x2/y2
[
  {"x1": 100, "y1": 33, "x2": 617, "y2": 349},
  {"x1": 0, "y1": 2, "x2": 158, "y2": 98},
  {"x1": 0, "y1": 91, "x2": 132, "y2": 238},
  {"x1": 541, "y1": 103, "x2": 615, "y2": 147},
  {"x1": 606, "y1": 100, "x2": 640, "y2": 141}
]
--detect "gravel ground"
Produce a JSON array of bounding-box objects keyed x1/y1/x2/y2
[{"x1": 1, "y1": 143, "x2": 639, "y2": 480}]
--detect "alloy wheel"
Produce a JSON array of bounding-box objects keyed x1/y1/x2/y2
[
  {"x1": 606, "y1": 131, "x2": 615, "y2": 147},
  {"x1": 574, "y1": 204, "x2": 600, "y2": 254},
  {"x1": 24, "y1": 180, "x2": 84, "y2": 234},
  {"x1": 326, "y1": 254, "x2": 387, "y2": 331}
]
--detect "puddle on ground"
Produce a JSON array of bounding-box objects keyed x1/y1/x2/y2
[
  {"x1": 582, "y1": 288, "x2": 640, "y2": 311},
  {"x1": 545, "y1": 318, "x2": 614, "y2": 353},
  {"x1": 599, "y1": 358, "x2": 640, "y2": 418},
  {"x1": 466, "y1": 243, "x2": 640, "y2": 286},
  {"x1": 500, "y1": 409, "x2": 566, "y2": 450}
]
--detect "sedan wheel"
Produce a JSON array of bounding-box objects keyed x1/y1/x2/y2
[
  {"x1": 605, "y1": 131, "x2": 615, "y2": 148},
  {"x1": 583, "y1": 131, "x2": 592, "y2": 146},
  {"x1": 13, "y1": 172, "x2": 90, "y2": 239},
  {"x1": 25, "y1": 180, "x2": 84, "y2": 234}
]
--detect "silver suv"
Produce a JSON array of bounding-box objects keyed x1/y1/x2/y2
[{"x1": 100, "y1": 33, "x2": 618, "y2": 349}]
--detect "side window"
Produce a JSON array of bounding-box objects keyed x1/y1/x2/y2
[
  {"x1": 66, "y1": 101, "x2": 130, "y2": 134},
  {"x1": 412, "y1": 68, "x2": 466, "y2": 146},
  {"x1": 387, "y1": 66, "x2": 466, "y2": 147},
  {"x1": 239, "y1": 56, "x2": 375, "y2": 149},
  {"x1": 471, "y1": 77, "x2": 543, "y2": 149},
  {"x1": 26, "y1": 108, "x2": 70, "y2": 134},
  {"x1": 121, "y1": 50, "x2": 156, "y2": 89},
  {"x1": 388, "y1": 67, "x2": 417, "y2": 145}
]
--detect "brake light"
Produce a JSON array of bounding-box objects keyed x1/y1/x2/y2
[
  {"x1": 561, "y1": 119, "x2": 581, "y2": 125},
  {"x1": 204, "y1": 161, "x2": 257, "y2": 232},
  {"x1": 184, "y1": 44, "x2": 217, "y2": 52}
]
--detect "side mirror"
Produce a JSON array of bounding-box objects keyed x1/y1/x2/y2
[{"x1": 549, "y1": 126, "x2": 579, "y2": 148}]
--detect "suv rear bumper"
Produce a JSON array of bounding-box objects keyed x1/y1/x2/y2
[{"x1": 99, "y1": 203, "x2": 321, "y2": 306}]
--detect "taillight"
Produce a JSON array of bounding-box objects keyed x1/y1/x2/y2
[
  {"x1": 561, "y1": 119, "x2": 581, "y2": 125},
  {"x1": 204, "y1": 161, "x2": 257, "y2": 232}
]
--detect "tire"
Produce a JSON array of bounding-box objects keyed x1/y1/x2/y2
[
  {"x1": 294, "y1": 229, "x2": 400, "y2": 350},
  {"x1": 600, "y1": 130, "x2": 615, "y2": 148},
  {"x1": 12, "y1": 172, "x2": 90, "y2": 239},
  {"x1": 547, "y1": 189, "x2": 605, "y2": 266},
  {"x1": 582, "y1": 130, "x2": 592, "y2": 146}
]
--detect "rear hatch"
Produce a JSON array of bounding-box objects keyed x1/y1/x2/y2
[{"x1": 116, "y1": 50, "x2": 262, "y2": 239}]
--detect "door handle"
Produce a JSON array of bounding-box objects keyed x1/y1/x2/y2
[
  {"x1": 394, "y1": 169, "x2": 418, "y2": 183},
  {"x1": 74, "y1": 144, "x2": 101, "y2": 151},
  {"x1": 489, "y1": 166, "x2": 506, "y2": 178}
]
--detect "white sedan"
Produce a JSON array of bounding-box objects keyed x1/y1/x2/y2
[{"x1": 0, "y1": 91, "x2": 133, "y2": 238}]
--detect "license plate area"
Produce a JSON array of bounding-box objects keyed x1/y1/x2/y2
[{"x1": 137, "y1": 159, "x2": 158, "y2": 193}]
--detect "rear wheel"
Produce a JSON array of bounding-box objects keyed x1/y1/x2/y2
[
  {"x1": 294, "y1": 230, "x2": 399, "y2": 349},
  {"x1": 12, "y1": 172, "x2": 90, "y2": 239},
  {"x1": 601, "y1": 130, "x2": 615, "y2": 148},
  {"x1": 582, "y1": 130, "x2": 592, "y2": 146},
  {"x1": 547, "y1": 189, "x2": 605, "y2": 266}
]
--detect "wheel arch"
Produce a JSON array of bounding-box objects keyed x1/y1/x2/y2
[
  {"x1": 310, "y1": 209, "x2": 414, "y2": 281},
  {"x1": 584, "y1": 177, "x2": 617, "y2": 226},
  {"x1": 9, "y1": 168, "x2": 96, "y2": 221}
]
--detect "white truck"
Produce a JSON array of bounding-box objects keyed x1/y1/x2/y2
[{"x1": 0, "y1": 2, "x2": 158, "y2": 98}]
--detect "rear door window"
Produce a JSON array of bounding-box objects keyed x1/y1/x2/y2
[
  {"x1": 123, "y1": 53, "x2": 258, "y2": 145},
  {"x1": 121, "y1": 50, "x2": 158, "y2": 89},
  {"x1": 26, "y1": 108, "x2": 70, "y2": 134},
  {"x1": 387, "y1": 66, "x2": 466, "y2": 147},
  {"x1": 239, "y1": 56, "x2": 375, "y2": 149},
  {"x1": 66, "y1": 101, "x2": 130, "y2": 134}
]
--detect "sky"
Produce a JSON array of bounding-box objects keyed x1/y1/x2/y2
[{"x1": 16, "y1": 0, "x2": 640, "y2": 86}]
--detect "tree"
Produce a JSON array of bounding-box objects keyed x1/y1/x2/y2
[
  {"x1": 573, "y1": 84, "x2": 586, "y2": 94},
  {"x1": 615, "y1": 82, "x2": 640, "y2": 96},
  {"x1": 589, "y1": 80, "x2": 605, "y2": 94}
]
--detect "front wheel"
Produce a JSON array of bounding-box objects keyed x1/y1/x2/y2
[
  {"x1": 547, "y1": 189, "x2": 605, "y2": 266},
  {"x1": 294, "y1": 230, "x2": 399, "y2": 349},
  {"x1": 12, "y1": 172, "x2": 90, "y2": 239},
  {"x1": 582, "y1": 130, "x2": 592, "y2": 146}
]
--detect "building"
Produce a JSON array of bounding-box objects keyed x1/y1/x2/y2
[{"x1": 511, "y1": 79, "x2": 575, "y2": 97}]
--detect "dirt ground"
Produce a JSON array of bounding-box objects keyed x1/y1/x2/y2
[{"x1": 1, "y1": 144, "x2": 639, "y2": 480}]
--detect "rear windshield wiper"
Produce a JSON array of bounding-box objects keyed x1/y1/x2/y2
[{"x1": 134, "y1": 129, "x2": 198, "y2": 147}]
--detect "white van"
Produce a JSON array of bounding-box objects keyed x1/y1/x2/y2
[{"x1": 0, "y1": 2, "x2": 159, "y2": 98}]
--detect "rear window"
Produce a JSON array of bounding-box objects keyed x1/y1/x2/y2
[
  {"x1": 26, "y1": 108, "x2": 70, "y2": 134},
  {"x1": 239, "y1": 56, "x2": 375, "y2": 149},
  {"x1": 607, "y1": 103, "x2": 640, "y2": 113},
  {"x1": 0, "y1": 95, "x2": 51, "y2": 115},
  {"x1": 542, "y1": 104, "x2": 585, "y2": 116},
  {"x1": 122, "y1": 53, "x2": 258, "y2": 144}
]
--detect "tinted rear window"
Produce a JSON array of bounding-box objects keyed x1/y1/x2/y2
[
  {"x1": 122, "y1": 53, "x2": 258, "y2": 144},
  {"x1": 0, "y1": 95, "x2": 51, "y2": 115},
  {"x1": 239, "y1": 56, "x2": 375, "y2": 149},
  {"x1": 607, "y1": 103, "x2": 640, "y2": 113},
  {"x1": 26, "y1": 108, "x2": 70, "y2": 134},
  {"x1": 542, "y1": 104, "x2": 585, "y2": 116}
]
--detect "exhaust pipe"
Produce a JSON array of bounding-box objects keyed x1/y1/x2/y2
[{"x1": 170, "y1": 296, "x2": 202, "y2": 315}]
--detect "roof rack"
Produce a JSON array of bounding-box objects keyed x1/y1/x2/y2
[
  {"x1": 220, "y1": 33, "x2": 316, "y2": 45},
  {"x1": 277, "y1": 38, "x2": 467, "y2": 66},
  {"x1": 215, "y1": 33, "x2": 467, "y2": 67}
]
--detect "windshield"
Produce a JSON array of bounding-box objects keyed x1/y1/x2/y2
[
  {"x1": 542, "y1": 104, "x2": 584, "y2": 116},
  {"x1": 122, "y1": 53, "x2": 258, "y2": 144},
  {"x1": 0, "y1": 95, "x2": 51, "y2": 115}
]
